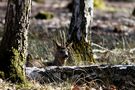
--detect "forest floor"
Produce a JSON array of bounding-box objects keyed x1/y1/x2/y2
[{"x1": 0, "y1": 0, "x2": 135, "y2": 89}]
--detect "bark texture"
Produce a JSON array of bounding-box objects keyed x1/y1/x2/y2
[
  {"x1": 0, "y1": 0, "x2": 31, "y2": 83},
  {"x1": 67, "y1": 0, "x2": 94, "y2": 64}
]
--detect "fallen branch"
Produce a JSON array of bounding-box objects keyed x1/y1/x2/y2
[{"x1": 26, "y1": 65, "x2": 135, "y2": 87}]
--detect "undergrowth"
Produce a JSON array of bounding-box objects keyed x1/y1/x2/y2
[{"x1": 28, "y1": 21, "x2": 135, "y2": 65}]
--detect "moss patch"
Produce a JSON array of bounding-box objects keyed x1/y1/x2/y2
[
  {"x1": 0, "y1": 71, "x2": 5, "y2": 79},
  {"x1": 94, "y1": 0, "x2": 106, "y2": 9},
  {"x1": 8, "y1": 48, "x2": 26, "y2": 83},
  {"x1": 33, "y1": 0, "x2": 45, "y2": 3},
  {"x1": 69, "y1": 41, "x2": 95, "y2": 65},
  {"x1": 35, "y1": 11, "x2": 54, "y2": 20}
]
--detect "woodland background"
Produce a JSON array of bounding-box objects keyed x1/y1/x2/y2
[{"x1": 0, "y1": 0, "x2": 135, "y2": 89}]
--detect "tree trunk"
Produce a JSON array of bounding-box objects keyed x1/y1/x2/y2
[
  {"x1": 0, "y1": 0, "x2": 31, "y2": 84},
  {"x1": 67, "y1": 0, "x2": 94, "y2": 65}
]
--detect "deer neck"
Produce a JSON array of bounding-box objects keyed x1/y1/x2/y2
[{"x1": 53, "y1": 57, "x2": 65, "y2": 66}]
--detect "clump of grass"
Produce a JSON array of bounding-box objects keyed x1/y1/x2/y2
[
  {"x1": 0, "y1": 78, "x2": 98, "y2": 90},
  {"x1": 28, "y1": 38, "x2": 54, "y2": 61},
  {"x1": 0, "y1": 78, "x2": 52, "y2": 90},
  {"x1": 92, "y1": 42, "x2": 135, "y2": 64}
]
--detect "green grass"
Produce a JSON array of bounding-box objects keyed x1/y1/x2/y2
[
  {"x1": 0, "y1": 20, "x2": 135, "y2": 65},
  {"x1": 28, "y1": 22, "x2": 135, "y2": 65}
]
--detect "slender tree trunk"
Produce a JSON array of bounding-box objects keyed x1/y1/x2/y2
[
  {"x1": 0, "y1": 0, "x2": 31, "y2": 84},
  {"x1": 67, "y1": 0, "x2": 94, "y2": 65}
]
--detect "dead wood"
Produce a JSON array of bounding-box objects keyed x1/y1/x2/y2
[{"x1": 26, "y1": 65, "x2": 135, "y2": 88}]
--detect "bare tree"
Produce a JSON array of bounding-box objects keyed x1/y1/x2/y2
[
  {"x1": 0, "y1": 0, "x2": 31, "y2": 83},
  {"x1": 67, "y1": 0, "x2": 94, "y2": 64}
]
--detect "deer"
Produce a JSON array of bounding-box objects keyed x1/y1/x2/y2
[
  {"x1": 25, "y1": 54, "x2": 44, "y2": 68},
  {"x1": 26, "y1": 41, "x2": 71, "y2": 68}
]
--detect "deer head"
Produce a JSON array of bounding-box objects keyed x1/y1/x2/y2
[{"x1": 53, "y1": 40, "x2": 72, "y2": 66}]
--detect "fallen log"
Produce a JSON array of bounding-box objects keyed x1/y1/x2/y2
[{"x1": 26, "y1": 65, "x2": 135, "y2": 88}]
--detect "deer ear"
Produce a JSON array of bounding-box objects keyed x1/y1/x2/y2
[
  {"x1": 27, "y1": 53, "x2": 33, "y2": 61},
  {"x1": 66, "y1": 42, "x2": 73, "y2": 48},
  {"x1": 53, "y1": 40, "x2": 61, "y2": 49}
]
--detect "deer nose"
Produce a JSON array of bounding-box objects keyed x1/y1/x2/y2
[{"x1": 64, "y1": 54, "x2": 68, "y2": 58}]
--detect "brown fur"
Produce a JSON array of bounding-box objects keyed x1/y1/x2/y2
[{"x1": 26, "y1": 42, "x2": 70, "y2": 67}]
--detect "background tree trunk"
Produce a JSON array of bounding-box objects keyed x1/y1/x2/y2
[
  {"x1": 0, "y1": 0, "x2": 31, "y2": 84},
  {"x1": 67, "y1": 0, "x2": 94, "y2": 65}
]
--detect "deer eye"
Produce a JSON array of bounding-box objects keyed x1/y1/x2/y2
[{"x1": 60, "y1": 51, "x2": 64, "y2": 53}]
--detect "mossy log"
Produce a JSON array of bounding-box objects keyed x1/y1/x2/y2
[{"x1": 26, "y1": 65, "x2": 135, "y2": 88}]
